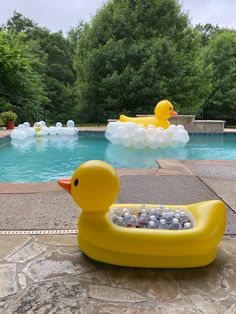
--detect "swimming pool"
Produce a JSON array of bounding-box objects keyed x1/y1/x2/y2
[{"x1": 0, "y1": 132, "x2": 236, "y2": 182}]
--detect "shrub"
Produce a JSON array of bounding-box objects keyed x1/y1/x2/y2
[{"x1": 1, "y1": 111, "x2": 17, "y2": 124}]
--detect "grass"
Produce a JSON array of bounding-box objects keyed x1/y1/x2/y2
[
  {"x1": 76, "y1": 123, "x2": 106, "y2": 127},
  {"x1": 225, "y1": 125, "x2": 236, "y2": 129}
]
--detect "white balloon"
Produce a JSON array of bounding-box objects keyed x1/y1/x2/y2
[
  {"x1": 168, "y1": 124, "x2": 178, "y2": 131},
  {"x1": 110, "y1": 135, "x2": 122, "y2": 145},
  {"x1": 158, "y1": 138, "x2": 166, "y2": 148},
  {"x1": 116, "y1": 126, "x2": 126, "y2": 137},
  {"x1": 135, "y1": 128, "x2": 147, "y2": 140},
  {"x1": 62, "y1": 128, "x2": 70, "y2": 135},
  {"x1": 56, "y1": 127, "x2": 64, "y2": 135},
  {"x1": 23, "y1": 122, "x2": 30, "y2": 128},
  {"x1": 48, "y1": 126, "x2": 57, "y2": 135},
  {"x1": 178, "y1": 129, "x2": 188, "y2": 138},
  {"x1": 105, "y1": 130, "x2": 112, "y2": 140},
  {"x1": 124, "y1": 122, "x2": 137, "y2": 136},
  {"x1": 18, "y1": 124, "x2": 24, "y2": 129},
  {"x1": 107, "y1": 122, "x2": 120, "y2": 132},
  {"x1": 133, "y1": 138, "x2": 145, "y2": 149},
  {"x1": 10, "y1": 129, "x2": 18, "y2": 139},
  {"x1": 146, "y1": 127, "x2": 156, "y2": 137},
  {"x1": 147, "y1": 137, "x2": 159, "y2": 149},
  {"x1": 165, "y1": 129, "x2": 174, "y2": 138},
  {"x1": 67, "y1": 128, "x2": 76, "y2": 136},
  {"x1": 123, "y1": 137, "x2": 133, "y2": 147},
  {"x1": 138, "y1": 124, "x2": 145, "y2": 129},
  {"x1": 41, "y1": 126, "x2": 49, "y2": 136},
  {"x1": 155, "y1": 129, "x2": 164, "y2": 138},
  {"x1": 180, "y1": 135, "x2": 190, "y2": 144},
  {"x1": 40, "y1": 121, "x2": 46, "y2": 127},
  {"x1": 17, "y1": 130, "x2": 28, "y2": 140},
  {"x1": 27, "y1": 128, "x2": 36, "y2": 137},
  {"x1": 67, "y1": 120, "x2": 75, "y2": 128},
  {"x1": 56, "y1": 122, "x2": 62, "y2": 128}
]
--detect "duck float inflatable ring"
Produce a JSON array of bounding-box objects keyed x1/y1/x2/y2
[
  {"x1": 59, "y1": 160, "x2": 226, "y2": 268},
  {"x1": 120, "y1": 99, "x2": 178, "y2": 129}
]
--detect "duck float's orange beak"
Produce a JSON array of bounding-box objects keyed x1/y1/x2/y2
[
  {"x1": 171, "y1": 111, "x2": 178, "y2": 116},
  {"x1": 58, "y1": 178, "x2": 71, "y2": 194}
]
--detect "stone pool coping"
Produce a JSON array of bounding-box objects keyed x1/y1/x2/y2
[
  {"x1": 0, "y1": 160, "x2": 195, "y2": 194},
  {"x1": 1, "y1": 126, "x2": 236, "y2": 137},
  {"x1": 0, "y1": 158, "x2": 236, "y2": 226}
]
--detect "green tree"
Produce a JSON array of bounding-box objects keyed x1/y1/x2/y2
[
  {"x1": 5, "y1": 12, "x2": 79, "y2": 123},
  {"x1": 75, "y1": 0, "x2": 211, "y2": 122},
  {"x1": 202, "y1": 30, "x2": 236, "y2": 118},
  {"x1": 0, "y1": 31, "x2": 46, "y2": 123},
  {"x1": 5, "y1": 11, "x2": 36, "y2": 34},
  {"x1": 196, "y1": 23, "x2": 220, "y2": 46},
  {"x1": 31, "y1": 29, "x2": 78, "y2": 122}
]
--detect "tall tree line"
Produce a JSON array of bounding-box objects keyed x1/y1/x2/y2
[{"x1": 0, "y1": 0, "x2": 236, "y2": 124}]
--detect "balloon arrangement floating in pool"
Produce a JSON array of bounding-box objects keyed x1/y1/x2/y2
[
  {"x1": 10, "y1": 120, "x2": 78, "y2": 140},
  {"x1": 105, "y1": 100, "x2": 190, "y2": 149}
]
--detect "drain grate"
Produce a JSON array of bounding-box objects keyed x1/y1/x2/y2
[{"x1": 0, "y1": 229, "x2": 78, "y2": 235}]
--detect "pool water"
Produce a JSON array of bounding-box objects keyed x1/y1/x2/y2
[{"x1": 0, "y1": 132, "x2": 236, "y2": 182}]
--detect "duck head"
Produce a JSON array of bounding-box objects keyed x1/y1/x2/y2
[
  {"x1": 154, "y1": 100, "x2": 178, "y2": 120},
  {"x1": 58, "y1": 160, "x2": 120, "y2": 212}
]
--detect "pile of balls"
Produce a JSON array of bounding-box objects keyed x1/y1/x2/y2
[
  {"x1": 110, "y1": 205, "x2": 193, "y2": 230},
  {"x1": 105, "y1": 122, "x2": 189, "y2": 149}
]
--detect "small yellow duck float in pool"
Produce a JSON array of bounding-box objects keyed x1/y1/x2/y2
[
  {"x1": 35, "y1": 123, "x2": 42, "y2": 136},
  {"x1": 59, "y1": 160, "x2": 226, "y2": 268},
  {"x1": 120, "y1": 99, "x2": 178, "y2": 129}
]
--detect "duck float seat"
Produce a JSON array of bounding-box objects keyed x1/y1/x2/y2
[{"x1": 59, "y1": 160, "x2": 226, "y2": 268}]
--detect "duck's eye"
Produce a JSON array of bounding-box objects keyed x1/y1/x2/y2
[
  {"x1": 74, "y1": 179, "x2": 79, "y2": 187},
  {"x1": 169, "y1": 107, "x2": 172, "y2": 110}
]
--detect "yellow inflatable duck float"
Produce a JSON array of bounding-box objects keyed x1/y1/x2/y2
[
  {"x1": 59, "y1": 160, "x2": 226, "y2": 268},
  {"x1": 35, "y1": 123, "x2": 42, "y2": 136},
  {"x1": 120, "y1": 99, "x2": 177, "y2": 129}
]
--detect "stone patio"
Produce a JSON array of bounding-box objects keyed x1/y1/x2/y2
[{"x1": 0, "y1": 234, "x2": 236, "y2": 313}]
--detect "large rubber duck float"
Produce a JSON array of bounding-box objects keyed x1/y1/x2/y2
[
  {"x1": 120, "y1": 99, "x2": 178, "y2": 129},
  {"x1": 59, "y1": 160, "x2": 226, "y2": 268}
]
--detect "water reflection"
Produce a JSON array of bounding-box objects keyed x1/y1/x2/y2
[
  {"x1": 11, "y1": 137, "x2": 36, "y2": 152},
  {"x1": 105, "y1": 143, "x2": 189, "y2": 168},
  {"x1": 11, "y1": 135, "x2": 79, "y2": 152}
]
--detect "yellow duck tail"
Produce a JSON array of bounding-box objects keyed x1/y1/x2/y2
[
  {"x1": 119, "y1": 114, "x2": 129, "y2": 122},
  {"x1": 119, "y1": 115, "x2": 156, "y2": 126}
]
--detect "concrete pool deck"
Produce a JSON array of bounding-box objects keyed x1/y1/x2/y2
[
  {"x1": 1, "y1": 128, "x2": 236, "y2": 312},
  {"x1": 0, "y1": 160, "x2": 235, "y2": 232}
]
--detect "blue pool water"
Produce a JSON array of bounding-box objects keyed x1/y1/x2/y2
[{"x1": 0, "y1": 132, "x2": 236, "y2": 182}]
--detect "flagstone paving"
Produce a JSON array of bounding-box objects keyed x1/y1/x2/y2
[{"x1": 0, "y1": 234, "x2": 236, "y2": 313}]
